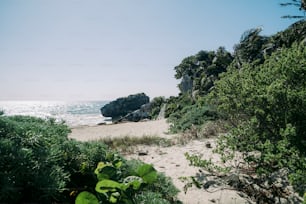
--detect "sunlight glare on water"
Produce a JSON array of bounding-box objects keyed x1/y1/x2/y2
[{"x1": 0, "y1": 101, "x2": 109, "y2": 127}]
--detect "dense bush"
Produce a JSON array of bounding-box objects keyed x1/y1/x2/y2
[
  {"x1": 0, "y1": 115, "x2": 110, "y2": 203},
  {"x1": 0, "y1": 116, "x2": 69, "y2": 202},
  {"x1": 208, "y1": 43, "x2": 306, "y2": 194},
  {"x1": 165, "y1": 94, "x2": 193, "y2": 119},
  {"x1": 165, "y1": 93, "x2": 218, "y2": 133},
  {"x1": 0, "y1": 115, "x2": 179, "y2": 203},
  {"x1": 168, "y1": 103, "x2": 218, "y2": 133}
]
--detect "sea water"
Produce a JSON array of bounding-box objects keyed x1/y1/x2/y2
[{"x1": 0, "y1": 101, "x2": 109, "y2": 127}]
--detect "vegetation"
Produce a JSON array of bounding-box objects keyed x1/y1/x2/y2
[
  {"x1": 149, "y1": 96, "x2": 166, "y2": 119},
  {"x1": 174, "y1": 47, "x2": 233, "y2": 97},
  {"x1": 98, "y1": 135, "x2": 171, "y2": 153},
  {"x1": 0, "y1": 115, "x2": 179, "y2": 203},
  {"x1": 75, "y1": 159, "x2": 177, "y2": 204},
  {"x1": 208, "y1": 43, "x2": 306, "y2": 194},
  {"x1": 2, "y1": 3, "x2": 306, "y2": 203},
  {"x1": 164, "y1": 14, "x2": 306, "y2": 202},
  {"x1": 167, "y1": 20, "x2": 306, "y2": 134}
]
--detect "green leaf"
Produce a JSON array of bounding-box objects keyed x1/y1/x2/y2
[
  {"x1": 136, "y1": 164, "x2": 157, "y2": 184},
  {"x1": 75, "y1": 191, "x2": 99, "y2": 204},
  {"x1": 95, "y1": 179, "x2": 122, "y2": 193},
  {"x1": 95, "y1": 162, "x2": 117, "y2": 180}
]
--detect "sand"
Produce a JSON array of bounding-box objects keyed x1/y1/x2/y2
[
  {"x1": 69, "y1": 119, "x2": 252, "y2": 204},
  {"x1": 69, "y1": 119, "x2": 174, "y2": 141}
]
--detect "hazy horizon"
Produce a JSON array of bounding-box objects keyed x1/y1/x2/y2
[{"x1": 0, "y1": 0, "x2": 299, "y2": 101}]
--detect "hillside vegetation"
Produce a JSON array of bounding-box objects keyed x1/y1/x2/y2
[{"x1": 166, "y1": 19, "x2": 306, "y2": 201}]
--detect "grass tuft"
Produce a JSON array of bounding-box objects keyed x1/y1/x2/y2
[{"x1": 98, "y1": 135, "x2": 172, "y2": 153}]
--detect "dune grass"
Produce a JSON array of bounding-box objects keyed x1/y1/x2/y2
[{"x1": 98, "y1": 135, "x2": 172, "y2": 153}]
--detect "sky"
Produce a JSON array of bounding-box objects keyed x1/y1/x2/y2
[{"x1": 0, "y1": 0, "x2": 301, "y2": 101}]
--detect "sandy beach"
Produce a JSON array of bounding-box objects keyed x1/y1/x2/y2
[
  {"x1": 69, "y1": 119, "x2": 174, "y2": 141},
  {"x1": 69, "y1": 119, "x2": 251, "y2": 204}
]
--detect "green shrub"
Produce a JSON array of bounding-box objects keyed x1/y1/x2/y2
[
  {"x1": 0, "y1": 116, "x2": 71, "y2": 203},
  {"x1": 0, "y1": 115, "x2": 180, "y2": 203},
  {"x1": 208, "y1": 43, "x2": 306, "y2": 194},
  {"x1": 168, "y1": 103, "x2": 218, "y2": 133},
  {"x1": 134, "y1": 191, "x2": 171, "y2": 204},
  {"x1": 75, "y1": 159, "x2": 179, "y2": 204},
  {"x1": 125, "y1": 160, "x2": 179, "y2": 203},
  {"x1": 0, "y1": 115, "x2": 113, "y2": 203},
  {"x1": 149, "y1": 96, "x2": 166, "y2": 119}
]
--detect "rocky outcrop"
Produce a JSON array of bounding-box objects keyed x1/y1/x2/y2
[
  {"x1": 119, "y1": 103, "x2": 152, "y2": 122},
  {"x1": 101, "y1": 93, "x2": 150, "y2": 121}
]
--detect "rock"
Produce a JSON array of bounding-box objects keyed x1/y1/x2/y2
[
  {"x1": 178, "y1": 74, "x2": 193, "y2": 93},
  {"x1": 101, "y1": 93, "x2": 150, "y2": 121},
  {"x1": 120, "y1": 103, "x2": 152, "y2": 122},
  {"x1": 138, "y1": 151, "x2": 148, "y2": 156}
]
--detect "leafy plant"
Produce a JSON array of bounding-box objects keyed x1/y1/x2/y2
[
  {"x1": 185, "y1": 153, "x2": 231, "y2": 174},
  {"x1": 76, "y1": 161, "x2": 159, "y2": 204},
  {"x1": 168, "y1": 100, "x2": 219, "y2": 133}
]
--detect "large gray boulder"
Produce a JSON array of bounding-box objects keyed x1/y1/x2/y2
[{"x1": 101, "y1": 93, "x2": 150, "y2": 121}]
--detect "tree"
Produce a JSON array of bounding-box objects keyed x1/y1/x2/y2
[{"x1": 233, "y1": 27, "x2": 269, "y2": 67}]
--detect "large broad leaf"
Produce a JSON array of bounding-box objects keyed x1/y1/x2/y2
[
  {"x1": 94, "y1": 162, "x2": 117, "y2": 180},
  {"x1": 136, "y1": 164, "x2": 157, "y2": 184},
  {"x1": 95, "y1": 179, "x2": 122, "y2": 194},
  {"x1": 75, "y1": 191, "x2": 99, "y2": 204}
]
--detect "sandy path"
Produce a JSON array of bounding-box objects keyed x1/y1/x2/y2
[
  {"x1": 126, "y1": 140, "x2": 250, "y2": 204},
  {"x1": 69, "y1": 119, "x2": 251, "y2": 204}
]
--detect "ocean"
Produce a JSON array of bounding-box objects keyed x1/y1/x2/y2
[{"x1": 0, "y1": 101, "x2": 109, "y2": 127}]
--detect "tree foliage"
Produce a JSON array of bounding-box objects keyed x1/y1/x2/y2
[{"x1": 233, "y1": 27, "x2": 269, "y2": 66}]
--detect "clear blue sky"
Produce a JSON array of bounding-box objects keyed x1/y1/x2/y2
[{"x1": 0, "y1": 0, "x2": 300, "y2": 101}]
